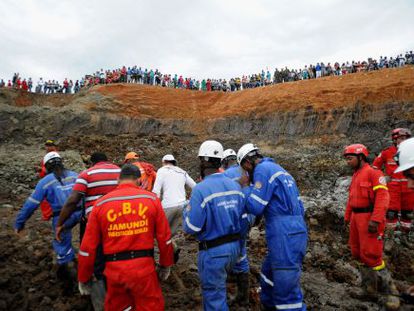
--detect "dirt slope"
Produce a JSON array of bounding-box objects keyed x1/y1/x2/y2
[{"x1": 89, "y1": 66, "x2": 414, "y2": 119}]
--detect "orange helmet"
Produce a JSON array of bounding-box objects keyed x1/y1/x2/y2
[
  {"x1": 124, "y1": 152, "x2": 139, "y2": 163},
  {"x1": 343, "y1": 144, "x2": 369, "y2": 158},
  {"x1": 392, "y1": 128, "x2": 411, "y2": 139}
]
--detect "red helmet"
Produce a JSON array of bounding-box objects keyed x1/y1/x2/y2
[
  {"x1": 343, "y1": 144, "x2": 369, "y2": 158},
  {"x1": 392, "y1": 128, "x2": 411, "y2": 139}
]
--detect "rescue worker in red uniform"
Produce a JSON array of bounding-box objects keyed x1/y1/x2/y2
[
  {"x1": 124, "y1": 152, "x2": 157, "y2": 191},
  {"x1": 78, "y1": 164, "x2": 174, "y2": 311},
  {"x1": 344, "y1": 144, "x2": 400, "y2": 310},
  {"x1": 373, "y1": 128, "x2": 414, "y2": 232},
  {"x1": 395, "y1": 138, "x2": 414, "y2": 188},
  {"x1": 38, "y1": 140, "x2": 58, "y2": 221}
]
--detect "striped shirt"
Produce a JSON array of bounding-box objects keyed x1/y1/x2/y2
[{"x1": 72, "y1": 162, "x2": 121, "y2": 215}]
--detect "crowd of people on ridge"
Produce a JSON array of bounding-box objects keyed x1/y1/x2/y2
[{"x1": 1, "y1": 51, "x2": 413, "y2": 94}]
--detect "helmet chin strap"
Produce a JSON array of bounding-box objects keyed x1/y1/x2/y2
[{"x1": 356, "y1": 155, "x2": 364, "y2": 170}]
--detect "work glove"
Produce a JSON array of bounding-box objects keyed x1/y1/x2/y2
[
  {"x1": 368, "y1": 220, "x2": 379, "y2": 233},
  {"x1": 157, "y1": 266, "x2": 171, "y2": 281},
  {"x1": 78, "y1": 281, "x2": 92, "y2": 295}
]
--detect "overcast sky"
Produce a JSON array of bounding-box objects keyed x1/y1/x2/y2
[{"x1": 0, "y1": 0, "x2": 413, "y2": 82}]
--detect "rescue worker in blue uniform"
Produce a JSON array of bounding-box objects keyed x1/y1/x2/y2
[
  {"x1": 222, "y1": 149, "x2": 244, "y2": 181},
  {"x1": 237, "y1": 143, "x2": 308, "y2": 311},
  {"x1": 183, "y1": 141, "x2": 246, "y2": 311},
  {"x1": 15, "y1": 152, "x2": 80, "y2": 292},
  {"x1": 222, "y1": 148, "x2": 254, "y2": 306}
]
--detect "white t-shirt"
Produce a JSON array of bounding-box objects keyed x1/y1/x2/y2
[{"x1": 152, "y1": 165, "x2": 196, "y2": 208}]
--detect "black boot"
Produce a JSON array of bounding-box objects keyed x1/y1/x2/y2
[
  {"x1": 350, "y1": 266, "x2": 378, "y2": 301},
  {"x1": 235, "y1": 273, "x2": 250, "y2": 307},
  {"x1": 377, "y1": 268, "x2": 400, "y2": 311},
  {"x1": 56, "y1": 263, "x2": 75, "y2": 296},
  {"x1": 173, "y1": 241, "x2": 181, "y2": 264}
]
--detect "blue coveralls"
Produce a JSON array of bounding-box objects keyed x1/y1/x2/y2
[
  {"x1": 15, "y1": 170, "x2": 80, "y2": 265},
  {"x1": 183, "y1": 173, "x2": 246, "y2": 311},
  {"x1": 224, "y1": 164, "x2": 255, "y2": 274},
  {"x1": 246, "y1": 158, "x2": 307, "y2": 310}
]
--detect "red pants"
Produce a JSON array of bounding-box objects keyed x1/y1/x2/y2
[
  {"x1": 349, "y1": 213, "x2": 384, "y2": 267},
  {"x1": 105, "y1": 270, "x2": 164, "y2": 311},
  {"x1": 40, "y1": 200, "x2": 53, "y2": 221},
  {"x1": 387, "y1": 181, "x2": 414, "y2": 229}
]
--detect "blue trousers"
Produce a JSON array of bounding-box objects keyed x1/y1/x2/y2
[
  {"x1": 260, "y1": 216, "x2": 307, "y2": 310},
  {"x1": 51, "y1": 216, "x2": 74, "y2": 265},
  {"x1": 232, "y1": 239, "x2": 249, "y2": 273},
  {"x1": 198, "y1": 241, "x2": 240, "y2": 311}
]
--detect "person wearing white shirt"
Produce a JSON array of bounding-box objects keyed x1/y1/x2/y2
[{"x1": 152, "y1": 154, "x2": 196, "y2": 236}]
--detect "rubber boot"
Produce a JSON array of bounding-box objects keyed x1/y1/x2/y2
[
  {"x1": 351, "y1": 266, "x2": 378, "y2": 301},
  {"x1": 362, "y1": 266, "x2": 378, "y2": 297},
  {"x1": 173, "y1": 241, "x2": 181, "y2": 264},
  {"x1": 377, "y1": 268, "x2": 400, "y2": 311},
  {"x1": 235, "y1": 273, "x2": 250, "y2": 307},
  {"x1": 56, "y1": 263, "x2": 75, "y2": 296},
  {"x1": 174, "y1": 247, "x2": 181, "y2": 264}
]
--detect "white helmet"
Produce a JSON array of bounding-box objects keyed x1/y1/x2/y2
[
  {"x1": 198, "y1": 140, "x2": 223, "y2": 159},
  {"x1": 223, "y1": 149, "x2": 237, "y2": 160},
  {"x1": 237, "y1": 143, "x2": 259, "y2": 164},
  {"x1": 162, "y1": 154, "x2": 175, "y2": 162},
  {"x1": 43, "y1": 151, "x2": 61, "y2": 165},
  {"x1": 395, "y1": 137, "x2": 414, "y2": 173}
]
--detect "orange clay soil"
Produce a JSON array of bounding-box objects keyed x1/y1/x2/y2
[
  {"x1": 92, "y1": 66, "x2": 414, "y2": 119},
  {"x1": 10, "y1": 66, "x2": 414, "y2": 119}
]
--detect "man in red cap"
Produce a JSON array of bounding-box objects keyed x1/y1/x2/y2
[
  {"x1": 78, "y1": 164, "x2": 173, "y2": 311},
  {"x1": 124, "y1": 152, "x2": 157, "y2": 191},
  {"x1": 373, "y1": 128, "x2": 414, "y2": 232},
  {"x1": 344, "y1": 144, "x2": 399, "y2": 309}
]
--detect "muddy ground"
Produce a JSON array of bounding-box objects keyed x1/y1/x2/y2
[{"x1": 0, "y1": 134, "x2": 413, "y2": 311}]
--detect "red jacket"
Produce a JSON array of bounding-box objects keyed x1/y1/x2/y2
[
  {"x1": 39, "y1": 160, "x2": 47, "y2": 178},
  {"x1": 373, "y1": 145, "x2": 406, "y2": 181},
  {"x1": 131, "y1": 161, "x2": 157, "y2": 192},
  {"x1": 345, "y1": 163, "x2": 389, "y2": 223},
  {"x1": 78, "y1": 183, "x2": 173, "y2": 283}
]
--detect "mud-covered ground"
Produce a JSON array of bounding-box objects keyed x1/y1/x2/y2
[{"x1": 1, "y1": 135, "x2": 414, "y2": 310}]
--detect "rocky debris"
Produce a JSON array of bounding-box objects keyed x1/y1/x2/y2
[
  {"x1": 1, "y1": 136, "x2": 414, "y2": 310},
  {"x1": 0, "y1": 145, "x2": 85, "y2": 199}
]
